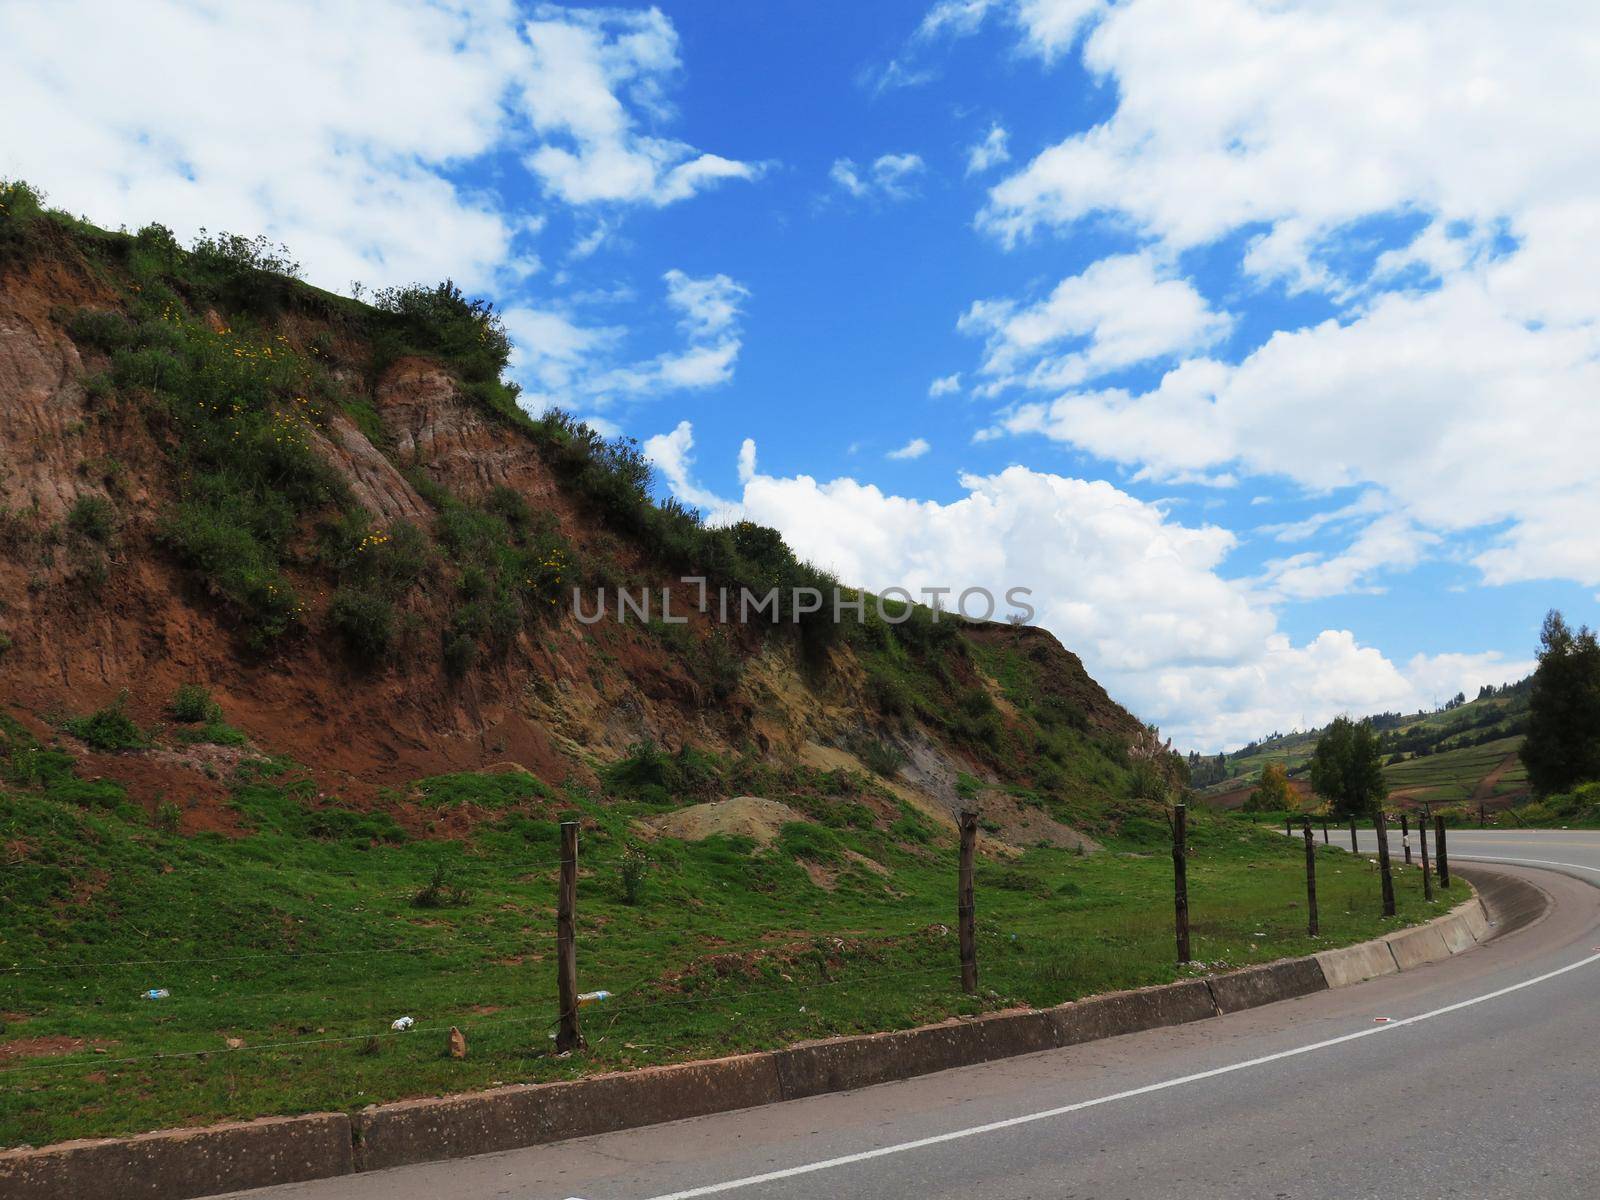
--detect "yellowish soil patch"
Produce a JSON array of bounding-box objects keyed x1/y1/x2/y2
[{"x1": 636, "y1": 796, "x2": 804, "y2": 846}]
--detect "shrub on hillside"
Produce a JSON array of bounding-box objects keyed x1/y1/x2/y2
[
  {"x1": 65, "y1": 694, "x2": 146, "y2": 752},
  {"x1": 604, "y1": 740, "x2": 722, "y2": 803},
  {"x1": 330, "y1": 586, "x2": 395, "y2": 664},
  {"x1": 170, "y1": 684, "x2": 221, "y2": 724},
  {"x1": 65, "y1": 309, "x2": 133, "y2": 352},
  {"x1": 66, "y1": 495, "x2": 116, "y2": 544},
  {"x1": 856, "y1": 739, "x2": 906, "y2": 779},
  {"x1": 373, "y1": 280, "x2": 510, "y2": 384}
]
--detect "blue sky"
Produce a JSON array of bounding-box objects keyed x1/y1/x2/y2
[{"x1": 5, "y1": 0, "x2": 1598, "y2": 750}]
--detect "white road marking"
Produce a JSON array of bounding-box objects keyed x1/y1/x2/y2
[
  {"x1": 641, "y1": 860, "x2": 1600, "y2": 1200},
  {"x1": 1450, "y1": 853, "x2": 1600, "y2": 874}
]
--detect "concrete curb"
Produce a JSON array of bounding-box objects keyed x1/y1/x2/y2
[
  {"x1": 1207, "y1": 957, "x2": 1327, "y2": 1013},
  {"x1": 0, "y1": 873, "x2": 1536, "y2": 1198},
  {"x1": 1315, "y1": 938, "x2": 1399, "y2": 988},
  {"x1": 355, "y1": 1052, "x2": 781, "y2": 1173},
  {"x1": 0, "y1": 1113, "x2": 352, "y2": 1200}
]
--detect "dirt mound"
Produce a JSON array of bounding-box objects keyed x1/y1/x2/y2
[{"x1": 637, "y1": 797, "x2": 803, "y2": 845}]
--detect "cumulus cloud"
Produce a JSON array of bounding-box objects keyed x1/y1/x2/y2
[
  {"x1": 887, "y1": 437, "x2": 932, "y2": 461},
  {"x1": 641, "y1": 429, "x2": 1531, "y2": 748},
  {"x1": 960, "y1": 252, "x2": 1231, "y2": 394},
  {"x1": 968, "y1": 0, "x2": 1600, "y2": 590},
  {"x1": 830, "y1": 154, "x2": 926, "y2": 202},
  {"x1": 0, "y1": 1, "x2": 754, "y2": 293},
  {"x1": 929, "y1": 373, "x2": 963, "y2": 397},
  {"x1": 643, "y1": 420, "x2": 725, "y2": 510},
  {"x1": 520, "y1": 6, "x2": 760, "y2": 207}
]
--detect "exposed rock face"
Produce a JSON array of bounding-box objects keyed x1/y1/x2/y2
[
  {"x1": 0, "y1": 231, "x2": 1166, "y2": 843},
  {"x1": 377, "y1": 359, "x2": 558, "y2": 503},
  {"x1": 308, "y1": 414, "x2": 430, "y2": 525}
]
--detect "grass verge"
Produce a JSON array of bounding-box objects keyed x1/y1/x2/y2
[{"x1": 0, "y1": 757, "x2": 1451, "y2": 1148}]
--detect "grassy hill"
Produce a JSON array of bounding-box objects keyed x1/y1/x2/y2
[{"x1": 1193, "y1": 683, "x2": 1532, "y2": 811}]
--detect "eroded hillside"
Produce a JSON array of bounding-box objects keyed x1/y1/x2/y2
[{"x1": 0, "y1": 181, "x2": 1180, "y2": 842}]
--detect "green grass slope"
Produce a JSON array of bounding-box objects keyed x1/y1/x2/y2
[{"x1": 0, "y1": 743, "x2": 1451, "y2": 1147}]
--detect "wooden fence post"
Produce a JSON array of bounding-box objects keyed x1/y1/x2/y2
[
  {"x1": 1349, "y1": 815, "x2": 1359, "y2": 854},
  {"x1": 1419, "y1": 806, "x2": 1433, "y2": 902},
  {"x1": 1322, "y1": 820, "x2": 1329, "y2": 845},
  {"x1": 1375, "y1": 810, "x2": 1396, "y2": 917},
  {"x1": 1435, "y1": 813, "x2": 1450, "y2": 889},
  {"x1": 1479, "y1": 802, "x2": 1486, "y2": 829},
  {"x1": 1285, "y1": 816, "x2": 1293, "y2": 838},
  {"x1": 1302, "y1": 817, "x2": 1318, "y2": 937},
  {"x1": 1173, "y1": 803, "x2": 1191, "y2": 964},
  {"x1": 958, "y1": 810, "x2": 978, "y2": 994},
  {"x1": 1401, "y1": 813, "x2": 1411, "y2": 865},
  {"x1": 555, "y1": 820, "x2": 584, "y2": 1053}
]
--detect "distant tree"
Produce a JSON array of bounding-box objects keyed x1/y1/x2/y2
[
  {"x1": 1309, "y1": 716, "x2": 1387, "y2": 818},
  {"x1": 1521, "y1": 610, "x2": 1600, "y2": 795},
  {"x1": 1243, "y1": 763, "x2": 1294, "y2": 813}
]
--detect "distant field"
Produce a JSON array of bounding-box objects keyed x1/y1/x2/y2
[
  {"x1": 1195, "y1": 689, "x2": 1529, "y2": 811},
  {"x1": 1384, "y1": 737, "x2": 1528, "y2": 807}
]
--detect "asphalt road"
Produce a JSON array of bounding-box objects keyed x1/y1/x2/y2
[{"x1": 233, "y1": 832, "x2": 1600, "y2": 1200}]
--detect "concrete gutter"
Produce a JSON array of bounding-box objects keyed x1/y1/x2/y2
[{"x1": 0, "y1": 873, "x2": 1536, "y2": 1200}]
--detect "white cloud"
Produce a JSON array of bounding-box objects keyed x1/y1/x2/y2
[
  {"x1": 634, "y1": 430, "x2": 1532, "y2": 747},
  {"x1": 663, "y1": 269, "x2": 747, "y2": 338},
  {"x1": 960, "y1": 252, "x2": 1231, "y2": 394},
  {"x1": 917, "y1": 0, "x2": 1001, "y2": 40},
  {"x1": 979, "y1": 0, "x2": 1600, "y2": 259},
  {"x1": 830, "y1": 154, "x2": 926, "y2": 202},
  {"x1": 0, "y1": 2, "x2": 756, "y2": 294},
  {"x1": 509, "y1": 268, "x2": 749, "y2": 410},
  {"x1": 722, "y1": 456, "x2": 1527, "y2": 747},
  {"x1": 1260, "y1": 514, "x2": 1438, "y2": 601},
  {"x1": 519, "y1": 6, "x2": 759, "y2": 207},
  {"x1": 966, "y1": 124, "x2": 1011, "y2": 175},
  {"x1": 1011, "y1": 0, "x2": 1109, "y2": 61},
  {"x1": 0, "y1": 0, "x2": 534, "y2": 291},
  {"x1": 643, "y1": 420, "x2": 726, "y2": 510},
  {"x1": 929, "y1": 373, "x2": 963, "y2": 397},
  {"x1": 887, "y1": 438, "x2": 932, "y2": 461},
  {"x1": 969, "y1": 0, "x2": 1600, "y2": 591},
  {"x1": 874, "y1": 1, "x2": 1106, "y2": 92}
]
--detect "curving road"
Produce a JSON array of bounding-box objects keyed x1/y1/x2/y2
[{"x1": 233, "y1": 832, "x2": 1600, "y2": 1200}]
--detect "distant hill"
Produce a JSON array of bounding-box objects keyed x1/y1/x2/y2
[{"x1": 1192, "y1": 680, "x2": 1532, "y2": 811}]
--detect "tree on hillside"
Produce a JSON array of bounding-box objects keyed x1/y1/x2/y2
[
  {"x1": 1309, "y1": 716, "x2": 1387, "y2": 818},
  {"x1": 1243, "y1": 762, "x2": 1294, "y2": 812},
  {"x1": 1521, "y1": 610, "x2": 1600, "y2": 795}
]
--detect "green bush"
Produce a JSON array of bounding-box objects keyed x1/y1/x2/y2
[
  {"x1": 412, "y1": 861, "x2": 471, "y2": 908},
  {"x1": 170, "y1": 684, "x2": 221, "y2": 724},
  {"x1": 187, "y1": 230, "x2": 302, "y2": 314},
  {"x1": 65, "y1": 309, "x2": 133, "y2": 352},
  {"x1": 604, "y1": 740, "x2": 723, "y2": 801},
  {"x1": 330, "y1": 586, "x2": 396, "y2": 664},
  {"x1": 618, "y1": 845, "x2": 651, "y2": 905},
  {"x1": 0, "y1": 631, "x2": 11, "y2": 656},
  {"x1": 857, "y1": 739, "x2": 907, "y2": 778},
  {"x1": 117, "y1": 305, "x2": 346, "y2": 643},
  {"x1": 66, "y1": 495, "x2": 116, "y2": 544},
  {"x1": 64, "y1": 695, "x2": 146, "y2": 752},
  {"x1": 373, "y1": 280, "x2": 510, "y2": 385}
]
